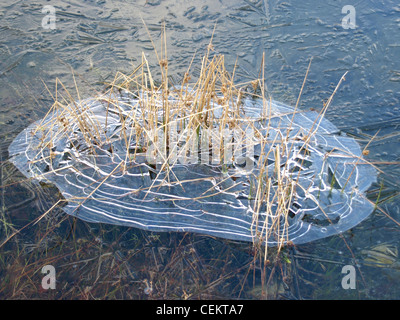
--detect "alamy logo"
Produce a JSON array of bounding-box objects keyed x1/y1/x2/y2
[
  {"x1": 342, "y1": 5, "x2": 356, "y2": 29},
  {"x1": 42, "y1": 5, "x2": 56, "y2": 30},
  {"x1": 41, "y1": 265, "x2": 56, "y2": 289},
  {"x1": 341, "y1": 265, "x2": 356, "y2": 289}
]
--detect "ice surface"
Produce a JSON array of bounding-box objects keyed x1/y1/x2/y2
[{"x1": 8, "y1": 93, "x2": 377, "y2": 245}]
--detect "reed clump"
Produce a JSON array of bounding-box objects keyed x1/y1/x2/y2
[
  {"x1": 13, "y1": 22, "x2": 367, "y2": 264},
  {"x1": 30, "y1": 40, "x2": 302, "y2": 256}
]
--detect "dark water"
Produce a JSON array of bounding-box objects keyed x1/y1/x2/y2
[{"x1": 0, "y1": 0, "x2": 399, "y2": 299}]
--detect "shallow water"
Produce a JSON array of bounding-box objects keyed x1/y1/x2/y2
[{"x1": 0, "y1": 0, "x2": 399, "y2": 299}]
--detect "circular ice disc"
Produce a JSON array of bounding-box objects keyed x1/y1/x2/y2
[{"x1": 8, "y1": 92, "x2": 377, "y2": 246}]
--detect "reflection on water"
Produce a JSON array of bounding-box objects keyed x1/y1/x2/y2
[{"x1": 0, "y1": 0, "x2": 399, "y2": 299}]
